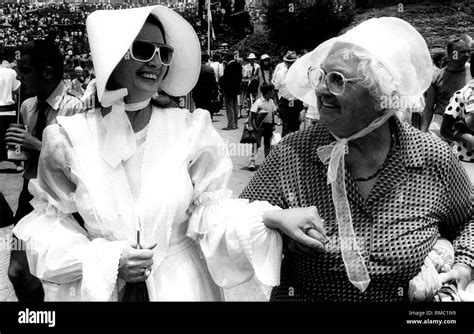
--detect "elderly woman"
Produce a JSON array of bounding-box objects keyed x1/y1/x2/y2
[
  {"x1": 240, "y1": 17, "x2": 474, "y2": 301},
  {"x1": 11, "y1": 5, "x2": 313, "y2": 302}
]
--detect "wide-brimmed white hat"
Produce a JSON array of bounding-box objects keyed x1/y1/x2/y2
[
  {"x1": 286, "y1": 17, "x2": 433, "y2": 107},
  {"x1": 247, "y1": 53, "x2": 257, "y2": 60},
  {"x1": 86, "y1": 5, "x2": 201, "y2": 101},
  {"x1": 260, "y1": 54, "x2": 270, "y2": 60}
]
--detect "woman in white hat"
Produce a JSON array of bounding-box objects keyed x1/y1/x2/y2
[
  {"x1": 240, "y1": 17, "x2": 474, "y2": 301},
  {"x1": 11, "y1": 5, "x2": 311, "y2": 302}
]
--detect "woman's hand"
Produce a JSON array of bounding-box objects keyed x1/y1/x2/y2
[
  {"x1": 439, "y1": 263, "x2": 472, "y2": 291},
  {"x1": 118, "y1": 242, "x2": 157, "y2": 283},
  {"x1": 263, "y1": 206, "x2": 327, "y2": 253}
]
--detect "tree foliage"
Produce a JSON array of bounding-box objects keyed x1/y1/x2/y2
[{"x1": 265, "y1": 0, "x2": 356, "y2": 51}]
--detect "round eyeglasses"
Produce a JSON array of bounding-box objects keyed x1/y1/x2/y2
[
  {"x1": 307, "y1": 66, "x2": 361, "y2": 96},
  {"x1": 129, "y1": 40, "x2": 174, "y2": 66}
]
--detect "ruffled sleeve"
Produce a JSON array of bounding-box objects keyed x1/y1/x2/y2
[
  {"x1": 185, "y1": 109, "x2": 283, "y2": 289},
  {"x1": 12, "y1": 124, "x2": 127, "y2": 301}
]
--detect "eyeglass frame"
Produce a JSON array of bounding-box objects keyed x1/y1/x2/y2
[
  {"x1": 307, "y1": 66, "x2": 362, "y2": 96},
  {"x1": 127, "y1": 40, "x2": 175, "y2": 66}
]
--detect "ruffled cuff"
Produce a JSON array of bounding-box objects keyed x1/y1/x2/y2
[
  {"x1": 195, "y1": 198, "x2": 283, "y2": 290},
  {"x1": 81, "y1": 238, "x2": 129, "y2": 301},
  {"x1": 28, "y1": 179, "x2": 77, "y2": 217},
  {"x1": 233, "y1": 200, "x2": 283, "y2": 287},
  {"x1": 13, "y1": 210, "x2": 89, "y2": 284},
  {"x1": 187, "y1": 189, "x2": 232, "y2": 240}
]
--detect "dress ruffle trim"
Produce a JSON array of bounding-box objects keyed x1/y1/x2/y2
[
  {"x1": 28, "y1": 180, "x2": 75, "y2": 218},
  {"x1": 81, "y1": 238, "x2": 128, "y2": 301},
  {"x1": 234, "y1": 200, "x2": 283, "y2": 288},
  {"x1": 186, "y1": 189, "x2": 233, "y2": 240}
]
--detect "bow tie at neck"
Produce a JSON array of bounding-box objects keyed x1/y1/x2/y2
[
  {"x1": 100, "y1": 88, "x2": 152, "y2": 169},
  {"x1": 316, "y1": 110, "x2": 396, "y2": 293}
]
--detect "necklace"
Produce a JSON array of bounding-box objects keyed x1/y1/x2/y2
[{"x1": 352, "y1": 124, "x2": 397, "y2": 182}]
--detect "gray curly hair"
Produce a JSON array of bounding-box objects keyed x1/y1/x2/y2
[{"x1": 343, "y1": 46, "x2": 426, "y2": 120}]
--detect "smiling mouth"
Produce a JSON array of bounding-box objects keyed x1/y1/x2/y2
[
  {"x1": 322, "y1": 102, "x2": 339, "y2": 109},
  {"x1": 139, "y1": 72, "x2": 157, "y2": 80}
]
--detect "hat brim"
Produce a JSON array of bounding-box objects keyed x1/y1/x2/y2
[
  {"x1": 87, "y1": 5, "x2": 201, "y2": 102},
  {"x1": 285, "y1": 39, "x2": 335, "y2": 107}
]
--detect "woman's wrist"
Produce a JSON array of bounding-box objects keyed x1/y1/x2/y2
[{"x1": 263, "y1": 210, "x2": 280, "y2": 230}]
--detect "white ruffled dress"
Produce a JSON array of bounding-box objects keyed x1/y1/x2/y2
[{"x1": 12, "y1": 107, "x2": 282, "y2": 301}]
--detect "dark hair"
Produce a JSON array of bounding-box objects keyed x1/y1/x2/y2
[
  {"x1": 212, "y1": 52, "x2": 221, "y2": 62},
  {"x1": 260, "y1": 82, "x2": 274, "y2": 95},
  {"x1": 225, "y1": 53, "x2": 235, "y2": 62},
  {"x1": 201, "y1": 53, "x2": 210, "y2": 63},
  {"x1": 20, "y1": 39, "x2": 64, "y2": 80},
  {"x1": 145, "y1": 15, "x2": 166, "y2": 44},
  {"x1": 447, "y1": 35, "x2": 470, "y2": 56}
]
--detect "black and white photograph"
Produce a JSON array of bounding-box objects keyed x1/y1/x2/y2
[{"x1": 0, "y1": 0, "x2": 473, "y2": 331}]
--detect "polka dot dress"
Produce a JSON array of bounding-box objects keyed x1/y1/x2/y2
[
  {"x1": 240, "y1": 117, "x2": 473, "y2": 302},
  {"x1": 445, "y1": 82, "x2": 474, "y2": 163}
]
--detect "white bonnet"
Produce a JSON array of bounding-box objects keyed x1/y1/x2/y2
[{"x1": 286, "y1": 17, "x2": 433, "y2": 108}]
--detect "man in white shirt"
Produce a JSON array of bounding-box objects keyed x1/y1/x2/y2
[
  {"x1": 210, "y1": 52, "x2": 224, "y2": 83},
  {"x1": 242, "y1": 53, "x2": 260, "y2": 103},
  {"x1": 210, "y1": 52, "x2": 224, "y2": 116},
  {"x1": 0, "y1": 60, "x2": 20, "y2": 107},
  {"x1": 4, "y1": 39, "x2": 84, "y2": 302},
  {"x1": 0, "y1": 60, "x2": 21, "y2": 163},
  {"x1": 272, "y1": 50, "x2": 303, "y2": 137}
]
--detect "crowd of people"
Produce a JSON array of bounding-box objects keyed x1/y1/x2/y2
[
  {"x1": 0, "y1": 2, "x2": 473, "y2": 305},
  {"x1": 0, "y1": 1, "x2": 246, "y2": 79}
]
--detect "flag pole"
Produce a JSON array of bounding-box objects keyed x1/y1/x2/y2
[{"x1": 207, "y1": 0, "x2": 211, "y2": 56}]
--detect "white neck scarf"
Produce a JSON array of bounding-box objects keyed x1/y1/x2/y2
[
  {"x1": 316, "y1": 110, "x2": 395, "y2": 293},
  {"x1": 100, "y1": 89, "x2": 151, "y2": 169}
]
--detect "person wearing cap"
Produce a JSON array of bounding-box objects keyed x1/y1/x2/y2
[
  {"x1": 240, "y1": 17, "x2": 474, "y2": 301},
  {"x1": 258, "y1": 54, "x2": 274, "y2": 98},
  {"x1": 271, "y1": 50, "x2": 303, "y2": 137},
  {"x1": 11, "y1": 5, "x2": 308, "y2": 301},
  {"x1": 242, "y1": 52, "x2": 261, "y2": 108},
  {"x1": 421, "y1": 34, "x2": 472, "y2": 137}
]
